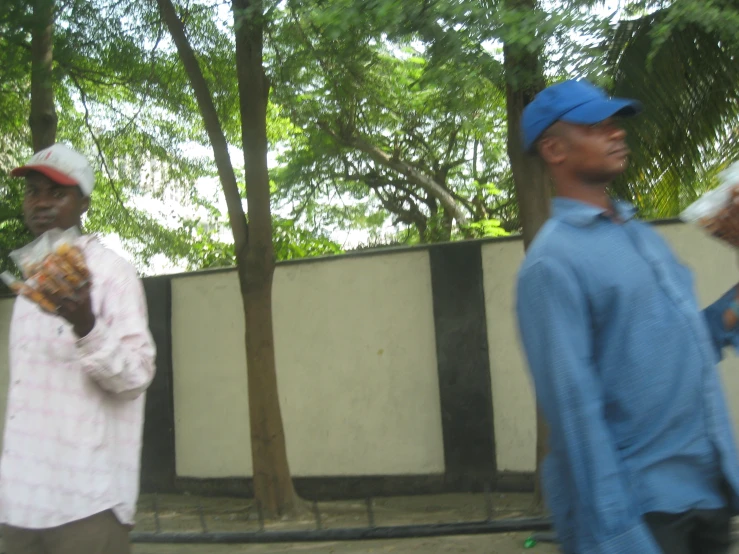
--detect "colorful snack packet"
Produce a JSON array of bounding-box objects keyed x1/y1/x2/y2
[
  {"x1": 5, "y1": 228, "x2": 91, "y2": 312},
  {"x1": 1, "y1": 272, "x2": 57, "y2": 313}
]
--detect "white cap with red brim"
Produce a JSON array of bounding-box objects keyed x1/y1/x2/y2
[{"x1": 11, "y1": 143, "x2": 95, "y2": 197}]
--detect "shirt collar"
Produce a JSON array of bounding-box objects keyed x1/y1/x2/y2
[{"x1": 552, "y1": 197, "x2": 637, "y2": 227}]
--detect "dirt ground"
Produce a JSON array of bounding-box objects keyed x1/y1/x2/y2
[
  {"x1": 125, "y1": 492, "x2": 737, "y2": 553},
  {"x1": 7, "y1": 491, "x2": 739, "y2": 553},
  {"x1": 133, "y1": 492, "x2": 542, "y2": 533},
  {"x1": 132, "y1": 533, "x2": 559, "y2": 553}
]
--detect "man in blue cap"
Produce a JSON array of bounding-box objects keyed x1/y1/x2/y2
[{"x1": 516, "y1": 80, "x2": 739, "y2": 553}]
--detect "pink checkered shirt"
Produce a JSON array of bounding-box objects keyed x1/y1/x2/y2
[{"x1": 0, "y1": 235, "x2": 156, "y2": 529}]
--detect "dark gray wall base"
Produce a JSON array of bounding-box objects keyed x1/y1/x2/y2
[
  {"x1": 168, "y1": 472, "x2": 534, "y2": 500},
  {"x1": 140, "y1": 277, "x2": 175, "y2": 493},
  {"x1": 495, "y1": 471, "x2": 535, "y2": 493},
  {"x1": 429, "y1": 243, "x2": 496, "y2": 481}
]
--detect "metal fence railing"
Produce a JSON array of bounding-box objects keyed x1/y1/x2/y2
[{"x1": 131, "y1": 488, "x2": 552, "y2": 545}]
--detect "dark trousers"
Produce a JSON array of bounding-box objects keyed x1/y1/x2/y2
[
  {"x1": 2, "y1": 510, "x2": 130, "y2": 554},
  {"x1": 644, "y1": 508, "x2": 733, "y2": 554}
]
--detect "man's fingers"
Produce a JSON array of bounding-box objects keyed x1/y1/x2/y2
[
  {"x1": 35, "y1": 272, "x2": 74, "y2": 302},
  {"x1": 47, "y1": 253, "x2": 86, "y2": 287},
  {"x1": 55, "y1": 244, "x2": 90, "y2": 280},
  {"x1": 17, "y1": 283, "x2": 57, "y2": 313}
]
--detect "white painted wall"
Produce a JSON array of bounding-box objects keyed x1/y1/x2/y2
[
  {"x1": 481, "y1": 223, "x2": 739, "y2": 472},
  {"x1": 0, "y1": 222, "x2": 737, "y2": 478},
  {"x1": 171, "y1": 251, "x2": 444, "y2": 478},
  {"x1": 480, "y1": 241, "x2": 532, "y2": 471}
]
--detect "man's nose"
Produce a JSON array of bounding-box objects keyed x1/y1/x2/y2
[{"x1": 611, "y1": 126, "x2": 627, "y2": 141}]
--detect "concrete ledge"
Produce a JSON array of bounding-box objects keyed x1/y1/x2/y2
[{"x1": 169, "y1": 472, "x2": 535, "y2": 500}]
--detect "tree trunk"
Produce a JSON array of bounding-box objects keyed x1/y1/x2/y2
[
  {"x1": 503, "y1": 57, "x2": 549, "y2": 249},
  {"x1": 232, "y1": 0, "x2": 303, "y2": 518},
  {"x1": 502, "y1": 3, "x2": 550, "y2": 513},
  {"x1": 29, "y1": 0, "x2": 57, "y2": 151},
  {"x1": 157, "y1": 0, "x2": 301, "y2": 518},
  {"x1": 156, "y1": 0, "x2": 248, "y2": 257}
]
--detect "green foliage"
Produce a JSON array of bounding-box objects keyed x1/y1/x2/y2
[
  {"x1": 464, "y1": 218, "x2": 508, "y2": 239},
  {"x1": 0, "y1": 0, "x2": 341, "y2": 276},
  {"x1": 608, "y1": 0, "x2": 739, "y2": 217},
  {"x1": 296, "y1": 0, "x2": 739, "y2": 225},
  {"x1": 0, "y1": 179, "x2": 33, "y2": 276},
  {"x1": 178, "y1": 216, "x2": 342, "y2": 270},
  {"x1": 267, "y1": 2, "x2": 516, "y2": 244},
  {"x1": 4, "y1": 0, "x2": 739, "y2": 272}
]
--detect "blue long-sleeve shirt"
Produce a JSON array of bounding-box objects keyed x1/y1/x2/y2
[{"x1": 516, "y1": 198, "x2": 739, "y2": 554}]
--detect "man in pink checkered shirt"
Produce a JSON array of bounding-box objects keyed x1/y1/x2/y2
[{"x1": 0, "y1": 144, "x2": 156, "y2": 554}]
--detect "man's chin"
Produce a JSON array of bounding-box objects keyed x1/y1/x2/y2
[
  {"x1": 28, "y1": 221, "x2": 57, "y2": 237},
  {"x1": 612, "y1": 159, "x2": 629, "y2": 175},
  {"x1": 598, "y1": 164, "x2": 629, "y2": 182}
]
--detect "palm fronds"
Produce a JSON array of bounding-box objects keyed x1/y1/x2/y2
[{"x1": 607, "y1": 6, "x2": 739, "y2": 218}]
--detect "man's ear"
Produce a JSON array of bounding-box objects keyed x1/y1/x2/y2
[
  {"x1": 80, "y1": 195, "x2": 90, "y2": 216},
  {"x1": 538, "y1": 135, "x2": 568, "y2": 166}
]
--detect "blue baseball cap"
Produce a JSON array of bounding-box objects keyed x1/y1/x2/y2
[{"x1": 522, "y1": 80, "x2": 642, "y2": 152}]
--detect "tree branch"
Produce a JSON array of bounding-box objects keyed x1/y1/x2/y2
[
  {"x1": 68, "y1": 73, "x2": 133, "y2": 219},
  {"x1": 29, "y1": 0, "x2": 57, "y2": 152},
  {"x1": 156, "y1": 0, "x2": 249, "y2": 258},
  {"x1": 318, "y1": 122, "x2": 468, "y2": 224}
]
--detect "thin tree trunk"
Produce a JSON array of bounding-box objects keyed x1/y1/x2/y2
[
  {"x1": 503, "y1": 57, "x2": 549, "y2": 248},
  {"x1": 29, "y1": 0, "x2": 57, "y2": 151},
  {"x1": 233, "y1": 0, "x2": 302, "y2": 518},
  {"x1": 157, "y1": 0, "x2": 301, "y2": 518},
  {"x1": 503, "y1": 0, "x2": 550, "y2": 513},
  {"x1": 155, "y1": 0, "x2": 248, "y2": 257}
]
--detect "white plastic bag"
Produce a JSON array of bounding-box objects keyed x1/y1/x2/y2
[
  {"x1": 680, "y1": 162, "x2": 739, "y2": 247},
  {"x1": 5, "y1": 228, "x2": 90, "y2": 312}
]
